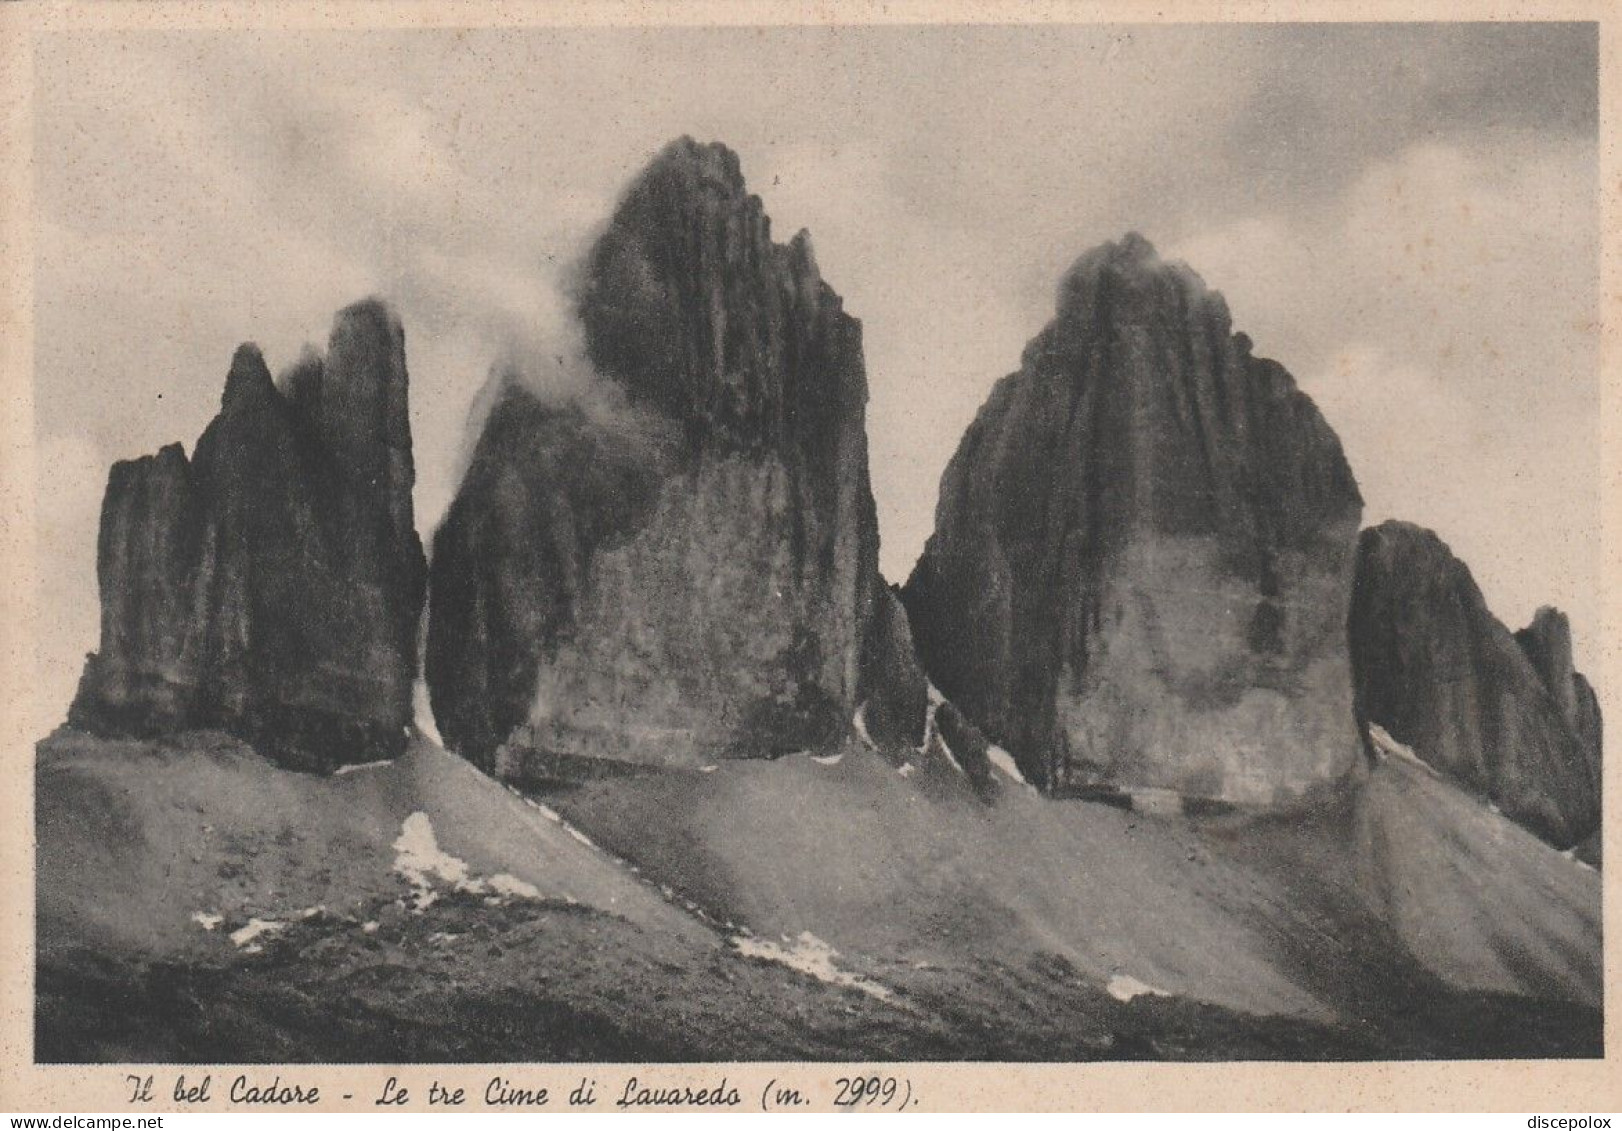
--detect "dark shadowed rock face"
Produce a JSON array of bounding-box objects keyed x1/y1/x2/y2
[
  {"x1": 932, "y1": 699, "x2": 997, "y2": 794},
  {"x1": 1515, "y1": 606, "x2": 1604, "y2": 809},
  {"x1": 69, "y1": 301, "x2": 426, "y2": 771},
  {"x1": 425, "y1": 383, "x2": 678, "y2": 770},
  {"x1": 1574, "y1": 830, "x2": 1602, "y2": 870},
  {"x1": 860, "y1": 587, "x2": 930, "y2": 749},
  {"x1": 1349, "y1": 522, "x2": 1601, "y2": 849},
  {"x1": 428, "y1": 138, "x2": 916, "y2": 770},
  {"x1": 73, "y1": 443, "x2": 202, "y2": 735},
  {"x1": 902, "y1": 234, "x2": 1365, "y2": 804}
]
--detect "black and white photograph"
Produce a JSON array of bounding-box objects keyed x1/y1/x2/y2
[{"x1": 3, "y1": 5, "x2": 1615, "y2": 1111}]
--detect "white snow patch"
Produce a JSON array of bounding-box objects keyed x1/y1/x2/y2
[
  {"x1": 391, "y1": 812, "x2": 551, "y2": 907},
  {"x1": 852, "y1": 702, "x2": 876, "y2": 749},
  {"x1": 488, "y1": 873, "x2": 542, "y2": 900},
  {"x1": 699, "y1": 765, "x2": 718, "y2": 773},
  {"x1": 916, "y1": 701, "x2": 940, "y2": 757},
  {"x1": 509, "y1": 790, "x2": 565, "y2": 824},
  {"x1": 1487, "y1": 802, "x2": 1502, "y2": 815},
  {"x1": 190, "y1": 911, "x2": 223, "y2": 931},
  {"x1": 811, "y1": 751, "x2": 844, "y2": 766},
  {"x1": 333, "y1": 759, "x2": 393, "y2": 776},
  {"x1": 1561, "y1": 848, "x2": 1597, "y2": 873},
  {"x1": 1367, "y1": 723, "x2": 1442, "y2": 778},
  {"x1": 230, "y1": 918, "x2": 286, "y2": 948},
  {"x1": 1107, "y1": 974, "x2": 1169, "y2": 1003},
  {"x1": 732, "y1": 931, "x2": 893, "y2": 1001},
  {"x1": 361, "y1": 921, "x2": 380, "y2": 934},
  {"x1": 518, "y1": 795, "x2": 599, "y2": 852},
  {"x1": 412, "y1": 678, "x2": 444, "y2": 746},
  {"x1": 297, "y1": 905, "x2": 327, "y2": 920},
  {"x1": 915, "y1": 693, "x2": 965, "y2": 775},
  {"x1": 393, "y1": 812, "x2": 471, "y2": 892},
  {"x1": 898, "y1": 763, "x2": 916, "y2": 779},
  {"x1": 987, "y1": 744, "x2": 1029, "y2": 786}
]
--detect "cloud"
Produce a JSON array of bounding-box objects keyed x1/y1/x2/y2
[
  {"x1": 1171, "y1": 136, "x2": 1598, "y2": 661},
  {"x1": 32, "y1": 35, "x2": 627, "y2": 718},
  {"x1": 1213, "y1": 23, "x2": 1597, "y2": 220}
]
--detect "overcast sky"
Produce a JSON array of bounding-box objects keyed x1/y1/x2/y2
[{"x1": 33, "y1": 24, "x2": 1599, "y2": 735}]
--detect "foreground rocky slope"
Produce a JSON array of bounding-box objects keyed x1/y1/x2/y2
[
  {"x1": 37, "y1": 728, "x2": 1600, "y2": 1061},
  {"x1": 427, "y1": 139, "x2": 922, "y2": 771},
  {"x1": 68, "y1": 301, "x2": 426, "y2": 770},
  {"x1": 902, "y1": 235, "x2": 1364, "y2": 803},
  {"x1": 1348, "y1": 521, "x2": 1601, "y2": 850}
]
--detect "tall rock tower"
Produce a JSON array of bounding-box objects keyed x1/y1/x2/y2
[
  {"x1": 1349, "y1": 521, "x2": 1602, "y2": 849},
  {"x1": 426, "y1": 138, "x2": 924, "y2": 773},
  {"x1": 902, "y1": 234, "x2": 1364, "y2": 803},
  {"x1": 69, "y1": 300, "x2": 427, "y2": 770}
]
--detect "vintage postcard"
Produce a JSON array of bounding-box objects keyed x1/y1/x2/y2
[{"x1": 0, "y1": 0, "x2": 1617, "y2": 1114}]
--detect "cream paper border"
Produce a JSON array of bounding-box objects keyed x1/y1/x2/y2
[{"x1": 0, "y1": 0, "x2": 1617, "y2": 1113}]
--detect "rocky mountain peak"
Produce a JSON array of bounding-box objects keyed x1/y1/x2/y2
[
  {"x1": 278, "y1": 345, "x2": 325, "y2": 411},
  {"x1": 577, "y1": 139, "x2": 854, "y2": 455},
  {"x1": 221, "y1": 343, "x2": 277, "y2": 413},
  {"x1": 428, "y1": 138, "x2": 923, "y2": 773},
  {"x1": 324, "y1": 297, "x2": 413, "y2": 448},
  {"x1": 1061, "y1": 229, "x2": 1163, "y2": 282},
  {"x1": 1047, "y1": 233, "x2": 1228, "y2": 343},
  {"x1": 651, "y1": 135, "x2": 750, "y2": 196},
  {"x1": 1349, "y1": 520, "x2": 1601, "y2": 848},
  {"x1": 1516, "y1": 606, "x2": 1578, "y2": 720},
  {"x1": 903, "y1": 235, "x2": 1364, "y2": 801}
]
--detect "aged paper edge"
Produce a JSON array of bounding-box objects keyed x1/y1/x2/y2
[{"x1": 0, "y1": 0, "x2": 1617, "y2": 1113}]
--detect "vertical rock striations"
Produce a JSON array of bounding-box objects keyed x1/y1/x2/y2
[
  {"x1": 73, "y1": 442, "x2": 202, "y2": 736},
  {"x1": 1349, "y1": 521, "x2": 1601, "y2": 848},
  {"x1": 427, "y1": 138, "x2": 917, "y2": 772},
  {"x1": 1515, "y1": 606, "x2": 1604, "y2": 807},
  {"x1": 69, "y1": 300, "x2": 426, "y2": 771},
  {"x1": 901, "y1": 234, "x2": 1365, "y2": 803},
  {"x1": 425, "y1": 383, "x2": 678, "y2": 768}
]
